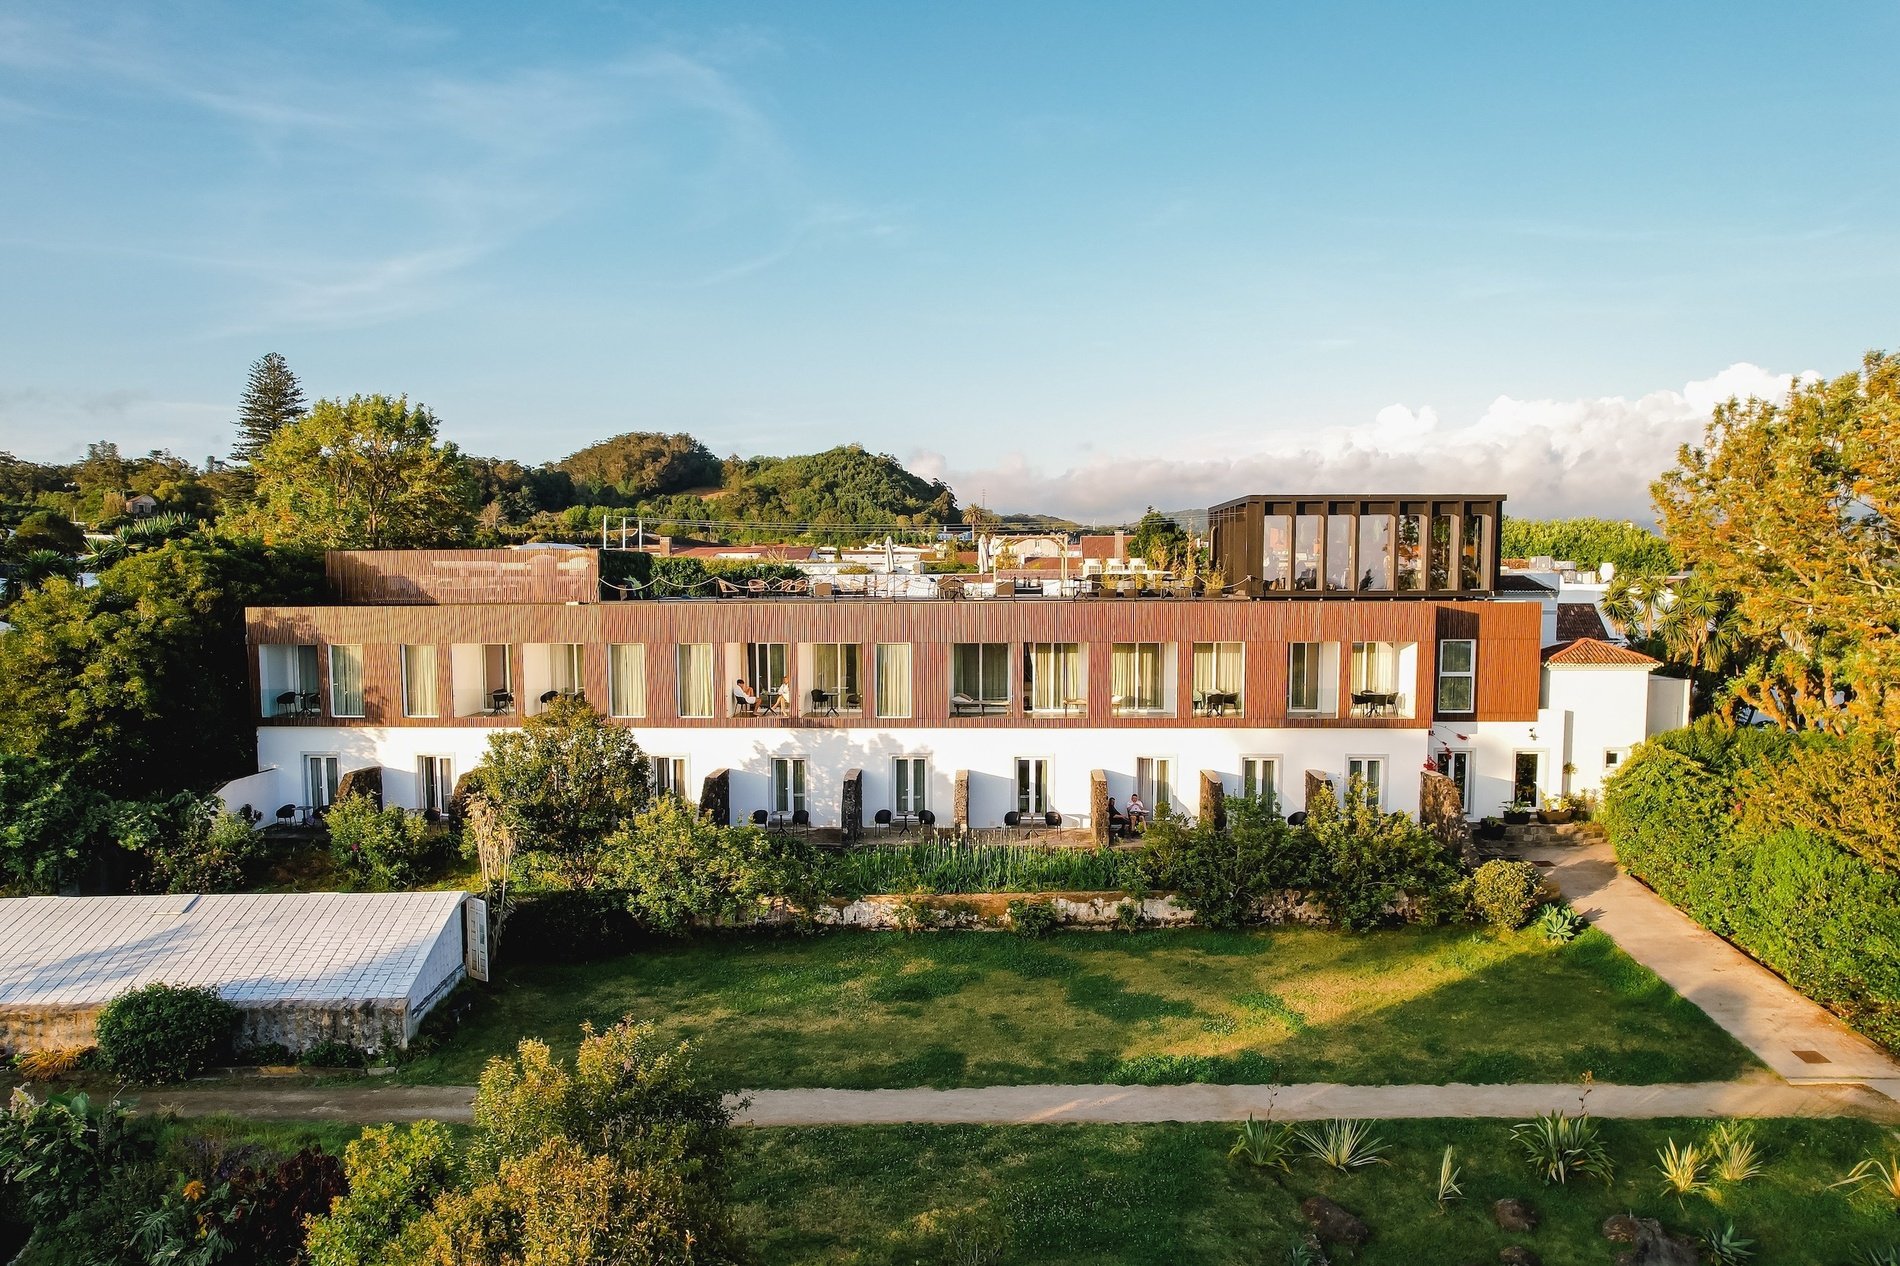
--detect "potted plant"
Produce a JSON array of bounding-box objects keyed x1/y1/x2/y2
[
  {"x1": 1502, "y1": 801, "x2": 1533, "y2": 826},
  {"x1": 1538, "y1": 793, "x2": 1576, "y2": 825},
  {"x1": 1476, "y1": 815, "x2": 1507, "y2": 841}
]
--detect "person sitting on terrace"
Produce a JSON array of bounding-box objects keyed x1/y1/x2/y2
[
  {"x1": 732, "y1": 679, "x2": 759, "y2": 713},
  {"x1": 1105, "y1": 796, "x2": 1128, "y2": 839},
  {"x1": 771, "y1": 677, "x2": 792, "y2": 714},
  {"x1": 1127, "y1": 792, "x2": 1148, "y2": 833}
]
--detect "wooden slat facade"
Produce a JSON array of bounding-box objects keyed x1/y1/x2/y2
[
  {"x1": 325, "y1": 549, "x2": 598, "y2": 605},
  {"x1": 249, "y1": 596, "x2": 1542, "y2": 730}
]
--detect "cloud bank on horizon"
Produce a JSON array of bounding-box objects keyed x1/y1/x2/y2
[{"x1": 917, "y1": 362, "x2": 1805, "y2": 526}]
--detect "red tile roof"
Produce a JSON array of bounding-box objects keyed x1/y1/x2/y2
[
  {"x1": 1555, "y1": 602, "x2": 1610, "y2": 642},
  {"x1": 1542, "y1": 637, "x2": 1661, "y2": 667},
  {"x1": 1078, "y1": 535, "x2": 1124, "y2": 560}
]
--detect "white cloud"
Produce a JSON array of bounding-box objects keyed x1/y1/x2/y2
[{"x1": 922, "y1": 363, "x2": 1809, "y2": 526}]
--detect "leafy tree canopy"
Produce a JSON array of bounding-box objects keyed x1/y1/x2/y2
[
  {"x1": 1130, "y1": 507, "x2": 1190, "y2": 569},
  {"x1": 1654, "y1": 349, "x2": 1900, "y2": 734},
  {"x1": 226, "y1": 394, "x2": 479, "y2": 549},
  {"x1": 556, "y1": 431, "x2": 722, "y2": 503},
  {"x1": 0, "y1": 535, "x2": 323, "y2": 800},
  {"x1": 7, "y1": 508, "x2": 85, "y2": 556},
  {"x1": 1499, "y1": 516, "x2": 1674, "y2": 574}
]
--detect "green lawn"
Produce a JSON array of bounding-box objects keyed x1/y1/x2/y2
[
  {"x1": 734, "y1": 1119, "x2": 1900, "y2": 1265},
  {"x1": 403, "y1": 925, "x2": 1758, "y2": 1088}
]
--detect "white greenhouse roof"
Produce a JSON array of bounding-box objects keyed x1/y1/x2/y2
[{"x1": 0, "y1": 891, "x2": 467, "y2": 1007}]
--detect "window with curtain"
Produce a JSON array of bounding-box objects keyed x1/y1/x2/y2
[
  {"x1": 329, "y1": 645, "x2": 364, "y2": 717},
  {"x1": 874, "y1": 643, "x2": 911, "y2": 717},
  {"x1": 893, "y1": 756, "x2": 927, "y2": 813},
  {"x1": 552, "y1": 643, "x2": 584, "y2": 695},
  {"x1": 677, "y1": 643, "x2": 715, "y2": 718},
  {"x1": 401, "y1": 645, "x2": 438, "y2": 717},
  {"x1": 1351, "y1": 642, "x2": 1399, "y2": 693},
  {"x1": 1192, "y1": 642, "x2": 1243, "y2": 715},
  {"x1": 1112, "y1": 643, "x2": 1166, "y2": 714},
  {"x1": 609, "y1": 644, "x2": 646, "y2": 717},
  {"x1": 811, "y1": 643, "x2": 860, "y2": 712},
  {"x1": 952, "y1": 643, "x2": 1009, "y2": 708},
  {"x1": 772, "y1": 757, "x2": 807, "y2": 813},
  {"x1": 1026, "y1": 643, "x2": 1083, "y2": 712}
]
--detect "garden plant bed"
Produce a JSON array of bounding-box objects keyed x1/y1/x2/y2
[
  {"x1": 402, "y1": 925, "x2": 1757, "y2": 1088},
  {"x1": 730, "y1": 1117, "x2": 1900, "y2": 1265}
]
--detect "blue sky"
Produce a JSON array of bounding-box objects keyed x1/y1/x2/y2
[{"x1": 1, "y1": 1, "x2": 1895, "y2": 520}]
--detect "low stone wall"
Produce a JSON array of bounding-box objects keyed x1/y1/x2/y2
[
  {"x1": 1, "y1": 996, "x2": 423, "y2": 1057},
  {"x1": 802, "y1": 889, "x2": 1373, "y2": 930}
]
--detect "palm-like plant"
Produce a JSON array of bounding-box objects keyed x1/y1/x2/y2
[
  {"x1": 1296, "y1": 1118, "x2": 1388, "y2": 1172},
  {"x1": 1512, "y1": 1111, "x2": 1614, "y2": 1186},
  {"x1": 1657, "y1": 1137, "x2": 1708, "y2": 1198},
  {"x1": 8, "y1": 547, "x2": 77, "y2": 592},
  {"x1": 1434, "y1": 1144, "x2": 1463, "y2": 1207},
  {"x1": 1706, "y1": 1122, "x2": 1764, "y2": 1184},
  {"x1": 1229, "y1": 1114, "x2": 1298, "y2": 1172}
]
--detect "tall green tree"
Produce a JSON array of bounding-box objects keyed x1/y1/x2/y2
[
  {"x1": 0, "y1": 536, "x2": 323, "y2": 799},
  {"x1": 1653, "y1": 349, "x2": 1900, "y2": 734},
  {"x1": 230, "y1": 351, "x2": 308, "y2": 464},
  {"x1": 226, "y1": 394, "x2": 479, "y2": 549},
  {"x1": 1130, "y1": 507, "x2": 1190, "y2": 569}
]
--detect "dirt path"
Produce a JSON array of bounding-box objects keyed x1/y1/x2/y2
[
  {"x1": 1522, "y1": 839, "x2": 1900, "y2": 1098},
  {"x1": 120, "y1": 1075, "x2": 1898, "y2": 1127}
]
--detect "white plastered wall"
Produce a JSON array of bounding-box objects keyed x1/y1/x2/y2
[{"x1": 1544, "y1": 663, "x2": 1656, "y2": 797}]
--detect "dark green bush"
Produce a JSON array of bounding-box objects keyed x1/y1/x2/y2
[
  {"x1": 299, "y1": 1039, "x2": 370, "y2": 1070},
  {"x1": 1470, "y1": 860, "x2": 1545, "y2": 929},
  {"x1": 1006, "y1": 898, "x2": 1060, "y2": 938},
  {"x1": 1602, "y1": 719, "x2": 1900, "y2": 1051},
  {"x1": 505, "y1": 889, "x2": 647, "y2": 962},
  {"x1": 325, "y1": 793, "x2": 438, "y2": 889},
  {"x1": 93, "y1": 983, "x2": 238, "y2": 1083}
]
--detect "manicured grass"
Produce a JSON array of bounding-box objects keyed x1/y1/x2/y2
[
  {"x1": 403, "y1": 925, "x2": 1758, "y2": 1088},
  {"x1": 732, "y1": 1118, "x2": 1900, "y2": 1265}
]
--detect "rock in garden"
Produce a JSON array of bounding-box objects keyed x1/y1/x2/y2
[
  {"x1": 1601, "y1": 1214, "x2": 1698, "y2": 1266},
  {"x1": 1498, "y1": 1249, "x2": 1541, "y2": 1266},
  {"x1": 1492, "y1": 1198, "x2": 1539, "y2": 1233},
  {"x1": 1299, "y1": 1196, "x2": 1369, "y2": 1246}
]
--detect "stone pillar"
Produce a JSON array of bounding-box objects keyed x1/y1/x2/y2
[
  {"x1": 699, "y1": 768, "x2": 731, "y2": 827},
  {"x1": 841, "y1": 768, "x2": 863, "y2": 844},
  {"x1": 1419, "y1": 768, "x2": 1475, "y2": 865},
  {"x1": 1303, "y1": 769, "x2": 1334, "y2": 816},
  {"x1": 1090, "y1": 769, "x2": 1110, "y2": 846},
  {"x1": 1199, "y1": 770, "x2": 1226, "y2": 832},
  {"x1": 336, "y1": 765, "x2": 383, "y2": 810},
  {"x1": 954, "y1": 770, "x2": 970, "y2": 835}
]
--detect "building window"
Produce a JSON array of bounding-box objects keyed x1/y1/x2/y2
[
  {"x1": 1241, "y1": 756, "x2": 1280, "y2": 807},
  {"x1": 1437, "y1": 748, "x2": 1473, "y2": 814},
  {"x1": 1112, "y1": 642, "x2": 1168, "y2": 715},
  {"x1": 875, "y1": 643, "x2": 912, "y2": 718},
  {"x1": 1015, "y1": 757, "x2": 1050, "y2": 815},
  {"x1": 551, "y1": 643, "x2": 583, "y2": 696},
  {"x1": 453, "y1": 643, "x2": 514, "y2": 717},
  {"x1": 747, "y1": 642, "x2": 789, "y2": 698},
  {"x1": 1437, "y1": 639, "x2": 1476, "y2": 713},
  {"x1": 608, "y1": 644, "x2": 646, "y2": 718},
  {"x1": 677, "y1": 643, "x2": 715, "y2": 718},
  {"x1": 260, "y1": 644, "x2": 320, "y2": 717},
  {"x1": 1351, "y1": 641, "x2": 1409, "y2": 716},
  {"x1": 771, "y1": 757, "x2": 807, "y2": 814},
  {"x1": 1325, "y1": 512, "x2": 1355, "y2": 590},
  {"x1": 1262, "y1": 513, "x2": 1293, "y2": 591},
  {"x1": 1397, "y1": 513, "x2": 1426, "y2": 591},
  {"x1": 303, "y1": 754, "x2": 340, "y2": 810},
  {"x1": 809, "y1": 643, "x2": 861, "y2": 714},
  {"x1": 952, "y1": 643, "x2": 1010, "y2": 714},
  {"x1": 893, "y1": 756, "x2": 927, "y2": 814},
  {"x1": 417, "y1": 756, "x2": 452, "y2": 816},
  {"x1": 1356, "y1": 514, "x2": 1395, "y2": 590},
  {"x1": 1430, "y1": 512, "x2": 1454, "y2": 589},
  {"x1": 654, "y1": 756, "x2": 689, "y2": 799},
  {"x1": 1136, "y1": 756, "x2": 1174, "y2": 815},
  {"x1": 401, "y1": 645, "x2": 438, "y2": 718},
  {"x1": 1461, "y1": 510, "x2": 1488, "y2": 589},
  {"x1": 1604, "y1": 748, "x2": 1628, "y2": 771},
  {"x1": 1026, "y1": 642, "x2": 1085, "y2": 714},
  {"x1": 1287, "y1": 642, "x2": 1338, "y2": 714},
  {"x1": 1192, "y1": 642, "x2": 1243, "y2": 715},
  {"x1": 1346, "y1": 756, "x2": 1386, "y2": 806},
  {"x1": 1293, "y1": 513, "x2": 1321, "y2": 590},
  {"x1": 328, "y1": 645, "x2": 365, "y2": 718}
]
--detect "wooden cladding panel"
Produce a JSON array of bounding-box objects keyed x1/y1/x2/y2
[{"x1": 325, "y1": 550, "x2": 598, "y2": 605}]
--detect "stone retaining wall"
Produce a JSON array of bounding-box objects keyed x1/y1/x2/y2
[
  {"x1": 1, "y1": 997, "x2": 417, "y2": 1057},
  {"x1": 800, "y1": 889, "x2": 1399, "y2": 930}
]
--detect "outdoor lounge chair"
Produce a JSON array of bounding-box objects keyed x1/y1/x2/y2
[
  {"x1": 951, "y1": 692, "x2": 982, "y2": 716},
  {"x1": 873, "y1": 808, "x2": 893, "y2": 836},
  {"x1": 791, "y1": 809, "x2": 812, "y2": 835},
  {"x1": 750, "y1": 809, "x2": 769, "y2": 826}
]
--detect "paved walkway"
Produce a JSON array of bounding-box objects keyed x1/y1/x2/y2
[
  {"x1": 121, "y1": 1076, "x2": 1899, "y2": 1126},
  {"x1": 1520, "y1": 839, "x2": 1900, "y2": 1097}
]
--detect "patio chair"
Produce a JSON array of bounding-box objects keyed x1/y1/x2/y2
[
  {"x1": 274, "y1": 803, "x2": 296, "y2": 826},
  {"x1": 488, "y1": 689, "x2": 514, "y2": 715},
  {"x1": 274, "y1": 690, "x2": 299, "y2": 717},
  {"x1": 750, "y1": 809, "x2": 769, "y2": 827},
  {"x1": 298, "y1": 692, "x2": 323, "y2": 717},
  {"x1": 1044, "y1": 810, "x2": 1062, "y2": 831},
  {"x1": 1004, "y1": 810, "x2": 1022, "y2": 834},
  {"x1": 809, "y1": 688, "x2": 837, "y2": 716},
  {"x1": 951, "y1": 691, "x2": 982, "y2": 716},
  {"x1": 1287, "y1": 810, "x2": 1308, "y2": 827},
  {"x1": 539, "y1": 689, "x2": 561, "y2": 706},
  {"x1": 791, "y1": 808, "x2": 812, "y2": 835},
  {"x1": 715, "y1": 579, "x2": 744, "y2": 598},
  {"x1": 873, "y1": 808, "x2": 893, "y2": 836},
  {"x1": 918, "y1": 809, "x2": 936, "y2": 828}
]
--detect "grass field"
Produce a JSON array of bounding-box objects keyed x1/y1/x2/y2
[
  {"x1": 402, "y1": 924, "x2": 1757, "y2": 1088},
  {"x1": 732, "y1": 1118, "x2": 1900, "y2": 1265}
]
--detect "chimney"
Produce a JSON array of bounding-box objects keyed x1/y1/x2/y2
[{"x1": 1114, "y1": 529, "x2": 1125, "y2": 561}]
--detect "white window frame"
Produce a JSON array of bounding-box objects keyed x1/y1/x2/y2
[
  {"x1": 1346, "y1": 755, "x2": 1387, "y2": 808},
  {"x1": 1437, "y1": 638, "x2": 1477, "y2": 714},
  {"x1": 328, "y1": 644, "x2": 365, "y2": 718},
  {"x1": 1111, "y1": 642, "x2": 1170, "y2": 715},
  {"x1": 417, "y1": 755, "x2": 453, "y2": 816},
  {"x1": 1439, "y1": 748, "x2": 1475, "y2": 816},
  {"x1": 1240, "y1": 755, "x2": 1281, "y2": 807},
  {"x1": 875, "y1": 642, "x2": 912, "y2": 718},
  {"x1": 303, "y1": 753, "x2": 340, "y2": 810},
  {"x1": 401, "y1": 644, "x2": 439, "y2": 718},
  {"x1": 1136, "y1": 755, "x2": 1175, "y2": 816},
  {"x1": 1603, "y1": 747, "x2": 1629, "y2": 772},
  {"x1": 1014, "y1": 756, "x2": 1051, "y2": 815},
  {"x1": 653, "y1": 755, "x2": 689, "y2": 800},
  {"x1": 771, "y1": 756, "x2": 808, "y2": 815},
  {"x1": 608, "y1": 643, "x2": 646, "y2": 718},
  {"x1": 893, "y1": 756, "x2": 928, "y2": 814}
]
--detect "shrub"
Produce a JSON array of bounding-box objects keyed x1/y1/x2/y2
[
  {"x1": 1006, "y1": 898, "x2": 1060, "y2": 938},
  {"x1": 1471, "y1": 860, "x2": 1544, "y2": 929},
  {"x1": 1512, "y1": 1111, "x2": 1613, "y2": 1185},
  {"x1": 1534, "y1": 902, "x2": 1585, "y2": 944},
  {"x1": 305, "y1": 1121, "x2": 459, "y2": 1266},
  {"x1": 301, "y1": 1039, "x2": 371, "y2": 1070},
  {"x1": 13, "y1": 1045, "x2": 92, "y2": 1079},
  {"x1": 325, "y1": 793, "x2": 437, "y2": 889},
  {"x1": 93, "y1": 982, "x2": 238, "y2": 1083},
  {"x1": 1228, "y1": 1115, "x2": 1296, "y2": 1171},
  {"x1": 1301, "y1": 780, "x2": 1467, "y2": 929},
  {"x1": 0, "y1": 1088, "x2": 136, "y2": 1226},
  {"x1": 114, "y1": 794, "x2": 263, "y2": 894},
  {"x1": 596, "y1": 798, "x2": 817, "y2": 933}
]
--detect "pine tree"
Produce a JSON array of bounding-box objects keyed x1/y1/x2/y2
[{"x1": 231, "y1": 352, "x2": 307, "y2": 464}]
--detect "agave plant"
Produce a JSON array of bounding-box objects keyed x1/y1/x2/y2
[
  {"x1": 1228, "y1": 1114, "x2": 1297, "y2": 1172},
  {"x1": 1285, "y1": 1238, "x2": 1326, "y2": 1266},
  {"x1": 1657, "y1": 1138, "x2": 1708, "y2": 1198},
  {"x1": 1512, "y1": 1111, "x2": 1614, "y2": 1186},
  {"x1": 1864, "y1": 1248, "x2": 1900, "y2": 1266},
  {"x1": 1535, "y1": 902, "x2": 1585, "y2": 945},
  {"x1": 1434, "y1": 1144, "x2": 1463, "y2": 1207},
  {"x1": 1706, "y1": 1121, "x2": 1764, "y2": 1184},
  {"x1": 1833, "y1": 1150, "x2": 1900, "y2": 1201},
  {"x1": 1700, "y1": 1221, "x2": 1755, "y2": 1265},
  {"x1": 1296, "y1": 1119, "x2": 1388, "y2": 1172}
]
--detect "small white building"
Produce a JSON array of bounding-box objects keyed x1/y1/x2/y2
[{"x1": 0, "y1": 891, "x2": 474, "y2": 1054}]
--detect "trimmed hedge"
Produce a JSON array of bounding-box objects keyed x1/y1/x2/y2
[{"x1": 1601, "y1": 719, "x2": 1900, "y2": 1051}]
